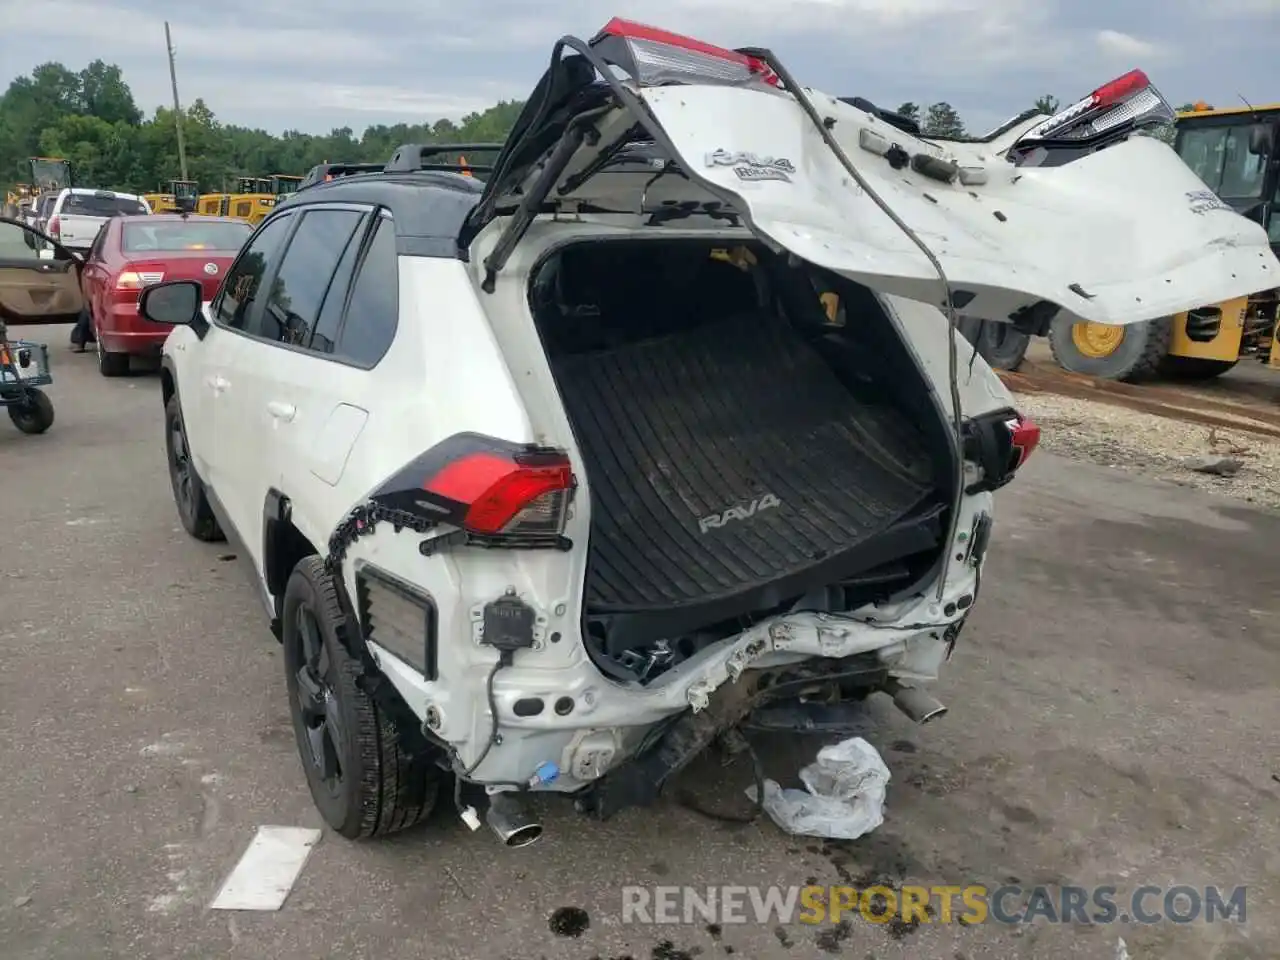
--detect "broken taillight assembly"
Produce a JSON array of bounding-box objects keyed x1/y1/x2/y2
[
  {"x1": 369, "y1": 433, "x2": 576, "y2": 548},
  {"x1": 963, "y1": 410, "x2": 1040, "y2": 493},
  {"x1": 1018, "y1": 69, "x2": 1174, "y2": 144},
  {"x1": 1005, "y1": 412, "x2": 1041, "y2": 471},
  {"x1": 590, "y1": 17, "x2": 780, "y2": 89}
]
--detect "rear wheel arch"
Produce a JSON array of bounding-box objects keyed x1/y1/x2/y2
[
  {"x1": 263, "y1": 489, "x2": 321, "y2": 632},
  {"x1": 159, "y1": 359, "x2": 177, "y2": 410}
]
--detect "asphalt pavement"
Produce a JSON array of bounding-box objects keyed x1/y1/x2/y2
[{"x1": 2, "y1": 326, "x2": 1278, "y2": 960}]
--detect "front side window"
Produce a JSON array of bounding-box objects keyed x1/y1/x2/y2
[
  {"x1": 1269, "y1": 177, "x2": 1280, "y2": 245},
  {"x1": 213, "y1": 214, "x2": 294, "y2": 332},
  {"x1": 257, "y1": 209, "x2": 365, "y2": 347},
  {"x1": 1177, "y1": 124, "x2": 1268, "y2": 200},
  {"x1": 0, "y1": 220, "x2": 44, "y2": 260}
]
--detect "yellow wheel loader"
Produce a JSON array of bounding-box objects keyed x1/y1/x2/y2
[
  {"x1": 142, "y1": 180, "x2": 199, "y2": 214},
  {"x1": 1048, "y1": 103, "x2": 1280, "y2": 381}
]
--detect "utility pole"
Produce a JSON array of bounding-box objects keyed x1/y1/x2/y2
[{"x1": 165, "y1": 21, "x2": 189, "y2": 181}]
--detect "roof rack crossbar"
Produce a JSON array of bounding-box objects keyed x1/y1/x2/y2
[{"x1": 383, "y1": 142, "x2": 505, "y2": 174}]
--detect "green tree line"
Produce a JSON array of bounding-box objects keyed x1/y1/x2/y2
[
  {"x1": 2, "y1": 61, "x2": 1190, "y2": 196},
  {"x1": 0, "y1": 60, "x2": 524, "y2": 195},
  {"x1": 895, "y1": 94, "x2": 1184, "y2": 144}
]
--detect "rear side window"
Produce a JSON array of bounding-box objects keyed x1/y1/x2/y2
[
  {"x1": 213, "y1": 214, "x2": 293, "y2": 331},
  {"x1": 309, "y1": 220, "x2": 368, "y2": 354},
  {"x1": 334, "y1": 217, "x2": 398, "y2": 367},
  {"x1": 256, "y1": 209, "x2": 364, "y2": 346},
  {"x1": 61, "y1": 194, "x2": 148, "y2": 217}
]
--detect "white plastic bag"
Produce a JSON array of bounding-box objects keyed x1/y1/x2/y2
[{"x1": 746, "y1": 737, "x2": 890, "y2": 840}]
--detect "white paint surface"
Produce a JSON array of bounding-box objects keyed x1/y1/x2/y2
[{"x1": 209, "y1": 826, "x2": 321, "y2": 912}]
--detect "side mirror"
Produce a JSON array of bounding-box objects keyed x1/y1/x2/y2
[
  {"x1": 1248, "y1": 124, "x2": 1274, "y2": 157},
  {"x1": 139, "y1": 280, "x2": 202, "y2": 326}
]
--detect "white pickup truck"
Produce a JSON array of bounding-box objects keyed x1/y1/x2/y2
[{"x1": 45, "y1": 188, "x2": 151, "y2": 252}]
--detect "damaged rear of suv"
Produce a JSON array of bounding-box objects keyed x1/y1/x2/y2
[{"x1": 147, "y1": 18, "x2": 1279, "y2": 845}]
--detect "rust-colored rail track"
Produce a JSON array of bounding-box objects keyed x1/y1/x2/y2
[{"x1": 997, "y1": 361, "x2": 1280, "y2": 441}]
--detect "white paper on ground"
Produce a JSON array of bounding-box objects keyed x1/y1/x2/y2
[
  {"x1": 209, "y1": 825, "x2": 322, "y2": 911},
  {"x1": 746, "y1": 736, "x2": 890, "y2": 840}
]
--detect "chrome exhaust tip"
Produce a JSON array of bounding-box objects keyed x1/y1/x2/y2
[
  {"x1": 485, "y1": 793, "x2": 543, "y2": 848},
  {"x1": 884, "y1": 680, "x2": 948, "y2": 724}
]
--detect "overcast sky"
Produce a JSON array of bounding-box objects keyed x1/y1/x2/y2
[{"x1": 2, "y1": 0, "x2": 1277, "y2": 137}]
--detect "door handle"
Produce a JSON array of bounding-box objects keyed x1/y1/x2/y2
[
  {"x1": 266, "y1": 401, "x2": 296, "y2": 422},
  {"x1": 207, "y1": 375, "x2": 229, "y2": 394}
]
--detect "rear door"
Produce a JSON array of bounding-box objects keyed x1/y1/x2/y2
[
  {"x1": 247, "y1": 207, "x2": 395, "y2": 497},
  {"x1": 466, "y1": 21, "x2": 1279, "y2": 328},
  {"x1": 0, "y1": 218, "x2": 84, "y2": 326}
]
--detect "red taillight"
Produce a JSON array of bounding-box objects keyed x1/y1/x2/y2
[
  {"x1": 426, "y1": 451, "x2": 573, "y2": 535},
  {"x1": 1006, "y1": 413, "x2": 1041, "y2": 470},
  {"x1": 115, "y1": 267, "x2": 166, "y2": 291},
  {"x1": 369, "y1": 434, "x2": 577, "y2": 545},
  {"x1": 1019, "y1": 68, "x2": 1171, "y2": 144},
  {"x1": 592, "y1": 17, "x2": 780, "y2": 88},
  {"x1": 47, "y1": 215, "x2": 60, "y2": 238},
  {"x1": 1091, "y1": 69, "x2": 1149, "y2": 108}
]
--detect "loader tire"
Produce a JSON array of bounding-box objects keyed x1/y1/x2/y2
[
  {"x1": 956, "y1": 316, "x2": 1030, "y2": 371},
  {"x1": 1048, "y1": 315, "x2": 1172, "y2": 382},
  {"x1": 1160, "y1": 356, "x2": 1238, "y2": 381}
]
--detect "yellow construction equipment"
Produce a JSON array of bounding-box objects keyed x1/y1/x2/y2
[
  {"x1": 142, "y1": 180, "x2": 200, "y2": 214},
  {"x1": 271, "y1": 174, "x2": 302, "y2": 200},
  {"x1": 1048, "y1": 102, "x2": 1279, "y2": 380},
  {"x1": 197, "y1": 174, "x2": 302, "y2": 224},
  {"x1": 3, "y1": 183, "x2": 34, "y2": 218},
  {"x1": 28, "y1": 157, "x2": 71, "y2": 193}
]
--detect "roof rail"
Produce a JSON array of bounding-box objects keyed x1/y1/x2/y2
[
  {"x1": 297, "y1": 161, "x2": 385, "y2": 192},
  {"x1": 382, "y1": 142, "x2": 504, "y2": 176}
]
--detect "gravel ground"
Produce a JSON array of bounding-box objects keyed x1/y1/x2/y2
[{"x1": 1012, "y1": 391, "x2": 1280, "y2": 512}]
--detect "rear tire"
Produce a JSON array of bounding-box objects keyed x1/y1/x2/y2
[
  {"x1": 7, "y1": 388, "x2": 54, "y2": 434},
  {"x1": 956, "y1": 316, "x2": 1030, "y2": 371},
  {"x1": 282, "y1": 556, "x2": 441, "y2": 839},
  {"x1": 1161, "y1": 356, "x2": 1238, "y2": 380},
  {"x1": 1048, "y1": 315, "x2": 1171, "y2": 382},
  {"x1": 164, "y1": 394, "x2": 223, "y2": 541},
  {"x1": 96, "y1": 334, "x2": 130, "y2": 378}
]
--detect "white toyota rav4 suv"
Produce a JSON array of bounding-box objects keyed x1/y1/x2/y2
[{"x1": 137, "y1": 21, "x2": 1278, "y2": 845}]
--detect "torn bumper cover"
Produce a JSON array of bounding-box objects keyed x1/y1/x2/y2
[{"x1": 575, "y1": 627, "x2": 959, "y2": 821}]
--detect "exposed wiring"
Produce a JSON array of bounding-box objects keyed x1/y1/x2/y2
[{"x1": 448, "y1": 652, "x2": 526, "y2": 808}]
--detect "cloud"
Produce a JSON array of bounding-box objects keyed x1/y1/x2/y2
[
  {"x1": 0, "y1": 0, "x2": 1276, "y2": 137},
  {"x1": 1095, "y1": 29, "x2": 1164, "y2": 60}
]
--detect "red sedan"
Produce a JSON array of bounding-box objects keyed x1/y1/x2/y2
[{"x1": 79, "y1": 214, "x2": 253, "y2": 376}]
